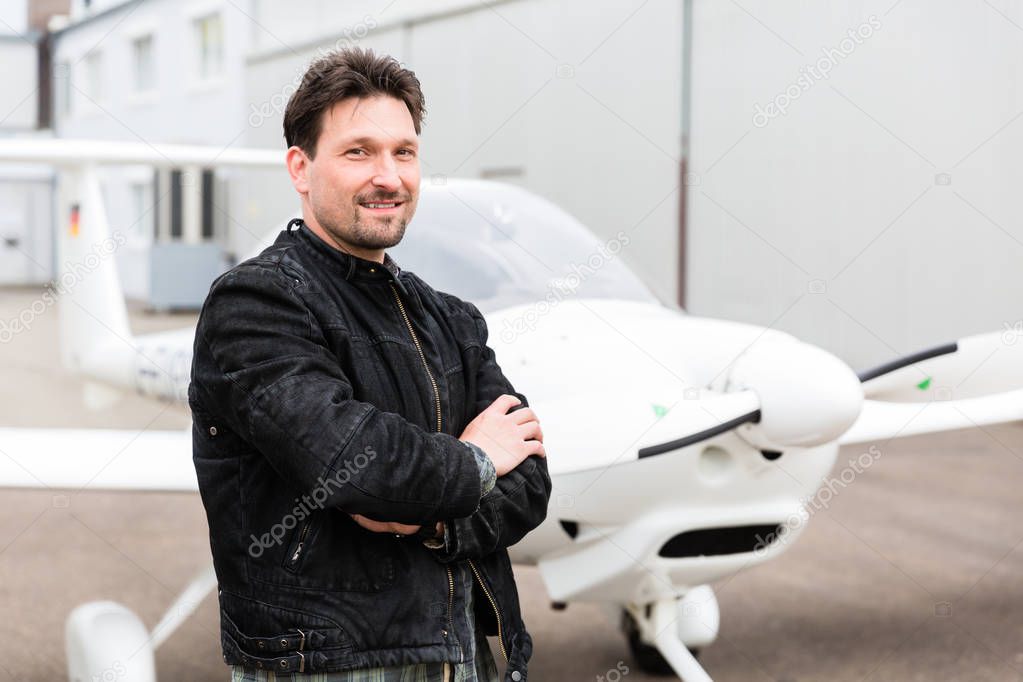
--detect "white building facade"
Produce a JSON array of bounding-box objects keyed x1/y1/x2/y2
[
  {"x1": 243, "y1": 1, "x2": 684, "y2": 309},
  {"x1": 0, "y1": 0, "x2": 37, "y2": 132},
  {"x1": 51, "y1": 0, "x2": 288, "y2": 304},
  {"x1": 684, "y1": 1, "x2": 1023, "y2": 367},
  {"x1": 0, "y1": 0, "x2": 50, "y2": 286},
  {"x1": 243, "y1": 0, "x2": 1023, "y2": 368},
  {"x1": 2, "y1": 0, "x2": 1018, "y2": 367}
]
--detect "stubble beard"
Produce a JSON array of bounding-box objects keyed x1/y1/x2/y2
[{"x1": 314, "y1": 195, "x2": 414, "y2": 252}]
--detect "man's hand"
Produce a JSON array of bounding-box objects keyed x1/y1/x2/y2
[
  {"x1": 350, "y1": 394, "x2": 543, "y2": 536},
  {"x1": 349, "y1": 514, "x2": 445, "y2": 540},
  {"x1": 460, "y1": 394, "x2": 545, "y2": 477},
  {"x1": 350, "y1": 513, "x2": 421, "y2": 536}
]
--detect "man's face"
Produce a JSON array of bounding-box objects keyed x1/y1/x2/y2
[{"x1": 288, "y1": 95, "x2": 421, "y2": 260}]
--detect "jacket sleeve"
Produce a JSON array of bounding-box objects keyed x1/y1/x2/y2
[
  {"x1": 429, "y1": 301, "x2": 552, "y2": 563},
  {"x1": 190, "y1": 264, "x2": 483, "y2": 525}
]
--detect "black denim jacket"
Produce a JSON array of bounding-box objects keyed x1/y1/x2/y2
[{"x1": 189, "y1": 220, "x2": 551, "y2": 680}]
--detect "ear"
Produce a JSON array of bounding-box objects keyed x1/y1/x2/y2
[{"x1": 286, "y1": 146, "x2": 311, "y2": 194}]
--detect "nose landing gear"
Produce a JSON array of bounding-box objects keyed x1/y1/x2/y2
[{"x1": 621, "y1": 585, "x2": 719, "y2": 681}]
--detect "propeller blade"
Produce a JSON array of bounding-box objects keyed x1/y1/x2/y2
[
  {"x1": 859, "y1": 330, "x2": 1023, "y2": 401},
  {"x1": 838, "y1": 388, "x2": 1023, "y2": 446},
  {"x1": 841, "y1": 329, "x2": 1023, "y2": 445}
]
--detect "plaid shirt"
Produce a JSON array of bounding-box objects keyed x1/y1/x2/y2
[{"x1": 230, "y1": 564, "x2": 500, "y2": 682}]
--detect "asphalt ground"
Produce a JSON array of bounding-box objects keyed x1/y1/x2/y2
[{"x1": 1, "y1": 286, "x2": 1021, "y2": 681}]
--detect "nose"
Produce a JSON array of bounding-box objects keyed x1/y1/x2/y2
[{"x1": 371, "y1": 155, "x2": 401, "y2": 193}]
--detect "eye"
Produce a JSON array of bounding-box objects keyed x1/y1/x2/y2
[
  {"x1": 397, "y1": 148, "x2": 416, "y2": 158},
  {"x1": 346, "y1": 148, "x2": 367, "y2": 157}
]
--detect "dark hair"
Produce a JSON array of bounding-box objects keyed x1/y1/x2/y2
[{"x1": 283, "y1": 48, "x2": 426, "y2": 158}]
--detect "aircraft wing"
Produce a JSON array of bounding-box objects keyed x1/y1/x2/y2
[
  {"x1": 0, "y1": 138, "x2": 281, "y2": 168},
  {"x1": 0, "y1": 427, "x2": 197, "y2": 492}
]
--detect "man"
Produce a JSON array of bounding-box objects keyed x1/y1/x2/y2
[{"x1": 189, "y1": 48, "x2": 551, "y2": 682}]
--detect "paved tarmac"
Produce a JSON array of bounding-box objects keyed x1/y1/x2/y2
[{"x1": 1, "y1": 286, "x2": 1021, "y2": 681}]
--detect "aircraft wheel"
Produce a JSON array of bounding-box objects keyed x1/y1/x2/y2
[
  {"x1": 621, "y1": 609, "x2": 700, "y2": 676},
  {"x1": 66, "y1": 601, "x2": 156, "y2": 682}
]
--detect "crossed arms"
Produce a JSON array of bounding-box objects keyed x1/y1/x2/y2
[{"x1": 193, "y1": 265, "x2": 551, "y2": 560}]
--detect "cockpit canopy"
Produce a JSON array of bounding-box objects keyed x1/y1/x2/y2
[{"x1": 388, "y1": 180, "x2": 657, "y2": 313}]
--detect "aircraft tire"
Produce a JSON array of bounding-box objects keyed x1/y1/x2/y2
[{"x1": 621, "y1": 608, "x2": 701, "y2": 676}]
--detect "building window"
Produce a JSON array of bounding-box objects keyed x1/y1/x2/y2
[
  {"x1": 194, "y1": 13, "x2": 224, "y2": 81},
  {"x1": 201, "y1": 169, "x2": 215, "y2": 239},
  {"x1": 132, "y1": 35, "x2": 156, "y2": 93},
  {"x1": 169, "y1": 169, "x2": 183, "y2": 239},
  {"x1": 57, "y1": 60, "x2": 72, "y2": 116},
  {"x1": 130, "y1": 180, "x2": 155, "y2": 240},
  {"x1": 83, "y1": 50, "x2": 103, "y2": 102}
]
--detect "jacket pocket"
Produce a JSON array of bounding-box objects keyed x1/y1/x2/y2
[
  {"x1": 190, "y1": 393, "x2": 249, "y2": 458},
  {"x1": 282, "y1": 516, "x2": 316, "y2": 574},
  {"x1": 250, "y1": 510, "x2": 397, "y2": 593}
]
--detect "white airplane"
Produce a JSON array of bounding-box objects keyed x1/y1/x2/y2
[{"x1": 0, "y1": 139, "x2": 1020, "y2": 682}]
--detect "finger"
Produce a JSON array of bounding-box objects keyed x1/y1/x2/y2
[
  {"x1": 510, "y1": 407, "x2": 537, "y2": 425},
  {"x1": 533, "y1": 421, "x2": 544, "y2": 443},
  {"x1": 525, "y1": 439, "x2": 546, "y2": 458},
  {"x1": 392, "y1": 523, "x2": 421, "y2": 535},
  {"x1": 352, "y1": 514, "x2": 387, "y2": 532},
  {"x1": 487, "y1": 394, "x2": 521, "y2": 415},
  {"x1": 518, "y1": 420, "x2": 543, "y2": 442}
]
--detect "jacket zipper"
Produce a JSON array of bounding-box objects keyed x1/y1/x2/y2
[
  {"x1": 390, "y1": 282, "x2": 454, "y2": 641},
  {"x1": 468, "y1": 559, "x2": 508, "y2": 662},
  {"x1": 391, "y1": 282, "x2": 509, "y2": 661},
  {"x1": 289, "y1": 520, "x2": 312, "y2": 566},
  {"x1": 390, "y1": 283, "x2": 442, "y2": 433},
  {"x1": 444, "y1": 564, "x2": 455, "y2": 638}
]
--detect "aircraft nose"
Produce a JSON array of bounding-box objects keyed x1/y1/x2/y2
[{"x1": 726, "y1": 336, "x2": 863, "y2": 449}]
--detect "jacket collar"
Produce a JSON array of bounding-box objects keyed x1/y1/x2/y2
[{"x1": 287, "y1": 218, "x2": 408, "y2": 296}]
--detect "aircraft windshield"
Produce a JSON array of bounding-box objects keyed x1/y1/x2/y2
[{"x1": 389, "y1": 182, "x2": 657, "y2": 313}]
